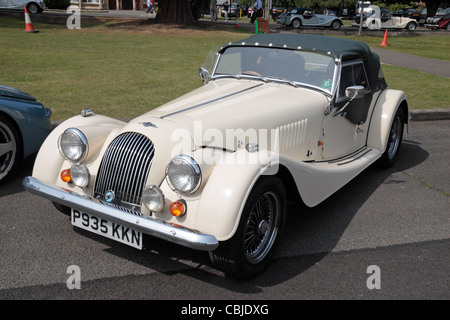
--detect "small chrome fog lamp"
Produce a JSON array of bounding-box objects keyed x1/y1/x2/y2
[
  {"x1": 142, "y1": 185, "x2": 165, "y2": 212},
  {"x1": 70, "y1": 163, "x2": 90, "y2": 187}
]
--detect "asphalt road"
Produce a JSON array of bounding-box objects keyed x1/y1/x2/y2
[
  {"x1": 0, "y1": 120, "x2": 449, "y2": 304},
  {"x1": 371, "y1": 48, "x2": 450, "y2": 79}
]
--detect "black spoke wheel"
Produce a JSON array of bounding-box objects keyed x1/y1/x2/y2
[
  {"x1": 209, "y1": 176, "x2": 286, "y2": 279},
  {"x1": 378, "y1": 107, "x2": 404, "y2": 168},
  {"x1": 245, "y1": 191, "x2": 280, "y2": 264}
]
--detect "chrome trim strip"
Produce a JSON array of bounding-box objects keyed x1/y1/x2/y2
[
  {"x1": 314, "y1": 147, "x2": 369, "y2": 164},
  {"x1": 23, "y1": 176, "x2": 218, "y2": 251},
  {"x1": 336, "y1": 148, "x2": 372, "y2": 166},
  {"x1": 160, "y1": 83, "x2": 264, "y2": 118}
]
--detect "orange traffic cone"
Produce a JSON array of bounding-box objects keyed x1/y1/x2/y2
[
  {"x1": 24, "y1": 7, "x2": 39, "y2": 33},
  {"x1": 379, "y1": 30, "x2": 388, "y2": 47},
  {"x1": 235, "y1": 17, "x2": 240, "y2": 28}
]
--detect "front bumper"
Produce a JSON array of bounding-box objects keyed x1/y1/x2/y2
[{"x1": 23, "y1": 176, "x2": 219, "y2": 251}]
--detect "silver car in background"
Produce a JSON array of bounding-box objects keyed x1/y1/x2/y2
[
  {"x1": 0, "y1": 0, "x2": 45, "y2": 14},
  {"x1": 279, "y1": 7, "x2": 343, "y2": 29}
]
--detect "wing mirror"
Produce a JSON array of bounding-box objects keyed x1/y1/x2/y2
[
  {"x1": 332, "y1": 86, "x2": 365, "y2": 117},
  {"x1": 199, "y1": 67, "x2": 210, "y2": 84},
  {"x1": 345, "y1": 85, "x2": 365, "y2": 99}
]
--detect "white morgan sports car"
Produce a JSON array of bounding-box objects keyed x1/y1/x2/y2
[
  {"x1": 23, "y1": 34, "x2": 409, "y2": 279},
  {"x1": 354, "y1": 5, "x2": 418, "y2": 30}
]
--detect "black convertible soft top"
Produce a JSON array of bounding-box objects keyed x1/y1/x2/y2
[{"x1": 222, "y1": 34, "x2": 387, "y2": 92}]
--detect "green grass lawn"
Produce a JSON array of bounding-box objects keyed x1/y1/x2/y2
[
  {"x1": 0, "y1": 18, "x2": 246, "y2": 120},
  {"x1": 0, "y1": 17, "x2": 448, "y2": 121}
]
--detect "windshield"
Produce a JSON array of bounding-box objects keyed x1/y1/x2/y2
[{"x1": 212, "y1": 46, "x2": 336, "y2": 94}]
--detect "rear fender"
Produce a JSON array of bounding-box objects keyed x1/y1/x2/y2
[{"x1": 367, "y1": 89, "x2": 408, "y2": 152}]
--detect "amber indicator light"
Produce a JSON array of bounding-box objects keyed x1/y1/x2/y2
[
  {"x1": 60, "y1": 169, "x2": 72, "y2": 183},
  {"x1": 169, "y1": 200, "x2": 186, "y2": 217}
]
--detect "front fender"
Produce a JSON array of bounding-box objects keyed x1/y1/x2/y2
[
  {"x1": 159, "y1": 149, "x2": 278, "y2": 241},
  {"x1": 367, "y1": 89, "x2": 408, "y2": 152},
  {"x1": 196, "y1": 150, "x2": 279, "y2": 241},
  {"x1": 32, "y1": 114, "x2": 126, "y2": 186}
]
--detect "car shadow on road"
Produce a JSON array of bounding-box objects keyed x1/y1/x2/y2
[{"x1": 0, "y1": 156, "x2": 34, "y2": 197}]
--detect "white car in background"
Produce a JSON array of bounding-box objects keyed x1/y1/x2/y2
[
  {"x1": 0, "y1": 0, "x2": 45, "y2": 14},
  {"x1": 354, "y1": 5, "x2": 418, "y2": 30}
]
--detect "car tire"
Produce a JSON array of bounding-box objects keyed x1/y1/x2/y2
[
  {"x1": 53, "y1": 202, "x2": 72, "y2": 216},
  {"x1": 0, "y1": 115, "x2": 20, "y2": 183},
  {"x1": 27, "y1": 3, "x2": 39, "y2": 14},
  {"x1": 292, "y1": 19, "x2": 301, "y2": 29},
  {"x1": 378, "y1": 107, "x2": 404, "y2": 168},
  {"x1": 406, "y1": 22, "x2": 417, "y2": 31},
  {"x1": 331, "y1": 20, "x2": 342, "y2": 30},
  {"x1": 209, "y1": 176, "x2": 287, "y2": 279}
]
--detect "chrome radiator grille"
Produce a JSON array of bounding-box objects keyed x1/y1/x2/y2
[{"x1": 94, "y1": 132, "x2": 154, "y2": 214}]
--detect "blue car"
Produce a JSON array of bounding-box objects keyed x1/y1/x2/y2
[{"x1": 0, "y1": 85, "x2": 52, "y2": 183}]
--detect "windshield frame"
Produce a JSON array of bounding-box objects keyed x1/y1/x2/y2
[{"x1": 209, "y1": 45, "x2": 339, "y2": 97}]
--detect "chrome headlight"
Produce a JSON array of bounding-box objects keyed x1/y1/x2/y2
[
  {"x1": 58, "y1": 128, "x2": 88, "y2": 163},
  {"x1": 166, "y1": 155, "x2": 201, "y2": 194}
]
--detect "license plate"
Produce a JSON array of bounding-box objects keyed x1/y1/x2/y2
[{"x1": 71, "y1": 209, "x2": 142, "y2": 250}]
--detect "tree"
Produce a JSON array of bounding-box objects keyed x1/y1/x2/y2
[
  {"x1": 424, "y1": 0, "x2": 443, "y2": 18},
  {"x1": 155, "y1": 0, "x2": 197, "y2": 24},
  {"x1": 383, "y1": 0, "x2": 443, "y2": 18}
]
